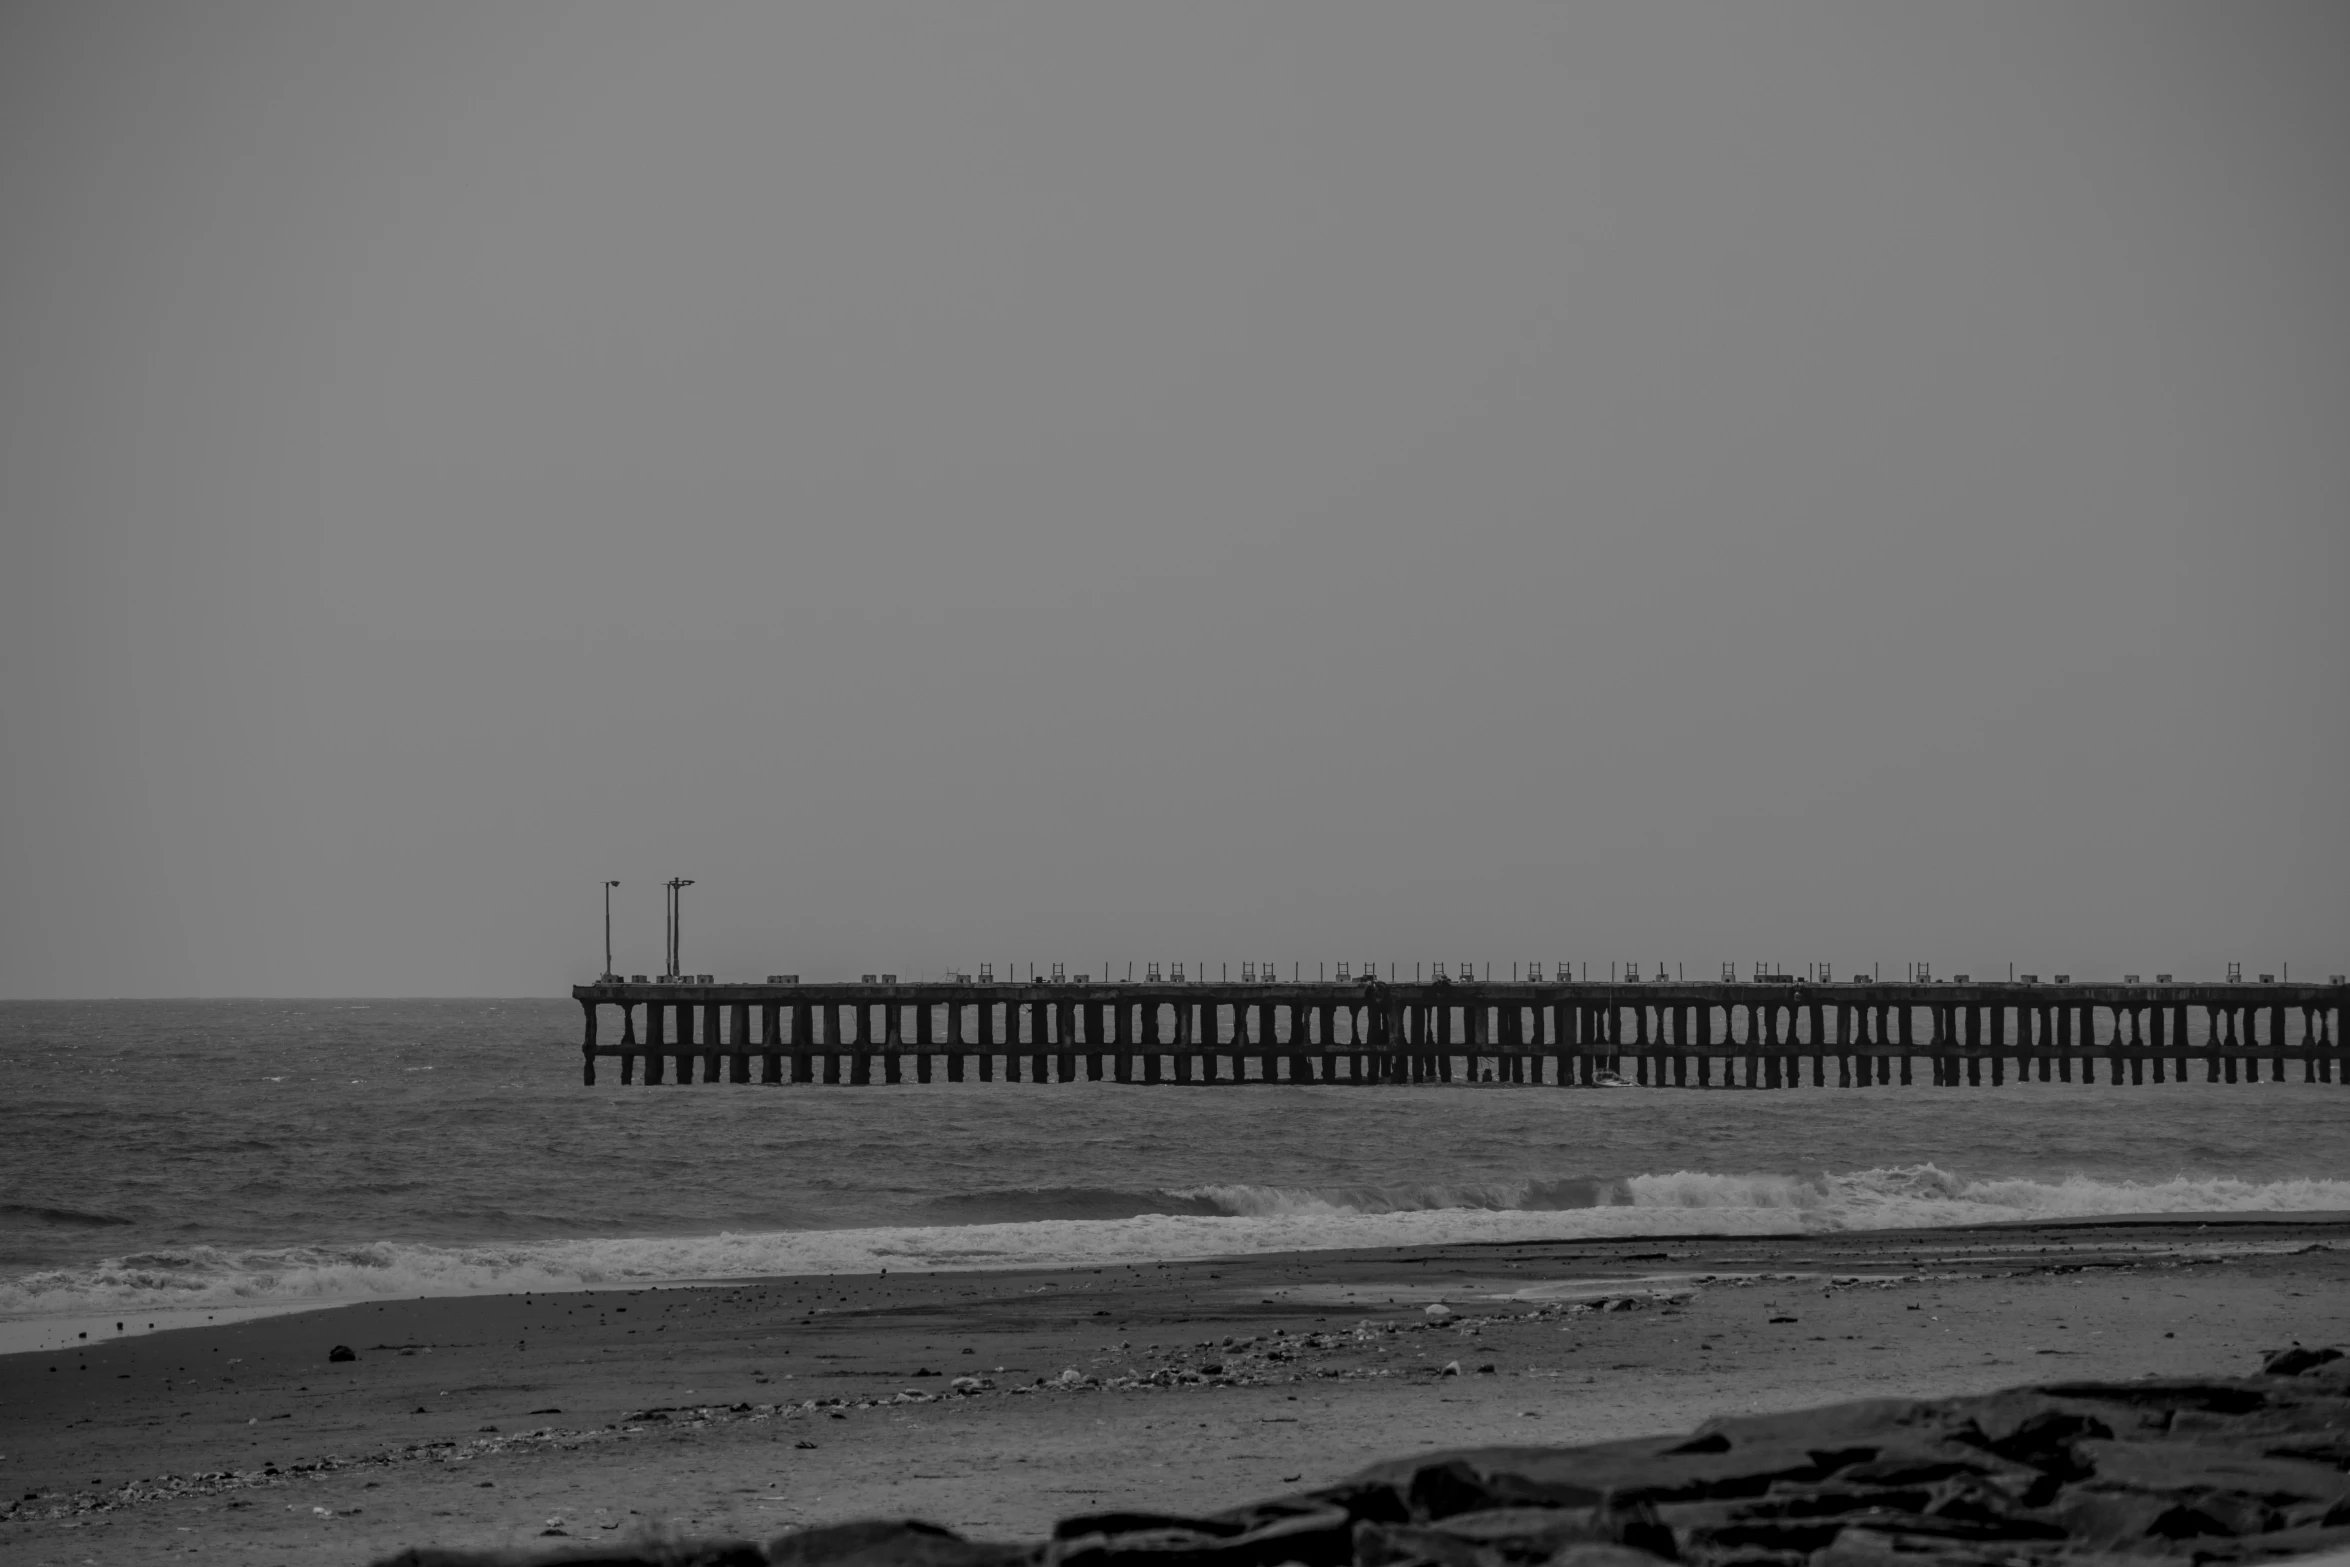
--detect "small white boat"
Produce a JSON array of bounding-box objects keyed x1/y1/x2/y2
[{"x1": 1591, "y1": 1070, "x2": 1636, "y2": 1089}]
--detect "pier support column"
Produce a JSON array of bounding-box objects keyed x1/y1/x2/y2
[{"x1": 645, "y1": 1004, "x2": 669, "y2": 1084}]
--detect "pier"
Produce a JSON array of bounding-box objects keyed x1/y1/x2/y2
[{"x1": 570, "y1": 976, "x2": 2346, "y2": 1088}]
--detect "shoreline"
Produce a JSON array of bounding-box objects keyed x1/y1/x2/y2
[
  {"x1": 7, "y1": 1204, "x2": 2346, "y2": 1360},
  {"x1": 5, "y1": 1215, "x2": 2349, "y2": 1561}
]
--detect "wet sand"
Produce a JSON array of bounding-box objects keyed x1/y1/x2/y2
[{"x1": 4, "y1": 1217, "x2": 2347, "y2": 1564}]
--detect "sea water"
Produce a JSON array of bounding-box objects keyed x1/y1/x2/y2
[{"x1": 4, "y1": 999, "x2": 2347, "y2": 1351}]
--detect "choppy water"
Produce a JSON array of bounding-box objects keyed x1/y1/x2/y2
[{"x1": 3, "y1": 999, "x2": 2347, "y2": 1334}]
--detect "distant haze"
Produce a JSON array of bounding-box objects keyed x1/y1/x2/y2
[{"x1": 3, "y1": 3, "x2": 2343, "y2": 997}]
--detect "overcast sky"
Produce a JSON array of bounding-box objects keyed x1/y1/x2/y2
[{"x1": 3, "y1": 3, "x2": 2343, "y2": 997}]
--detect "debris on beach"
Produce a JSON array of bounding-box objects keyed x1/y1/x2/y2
[{"x1": 354, "y1": 1344, "x2": 2350, "y2": 1567}]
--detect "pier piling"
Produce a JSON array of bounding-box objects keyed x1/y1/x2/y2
[{"x1": 574, "y1": 977, "x2": 2347, "y2": 1091}]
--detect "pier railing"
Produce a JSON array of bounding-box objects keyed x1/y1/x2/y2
[{"x1": 570, "y1": 978, "x2": 2346, "y2": 1088}]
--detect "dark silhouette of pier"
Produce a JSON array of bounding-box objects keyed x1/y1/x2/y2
[{"x1": 571, "y1": 976, "x2": 2345, "y2": 1088}]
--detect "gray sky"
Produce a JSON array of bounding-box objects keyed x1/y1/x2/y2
[{"x1": 3, "y1": 3, "x2": 2343, "y2": 997}]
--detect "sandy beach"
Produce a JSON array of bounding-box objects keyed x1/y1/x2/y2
[{"x1": 3, "y1": 1216, "x2": 2345, "y2": 1563}]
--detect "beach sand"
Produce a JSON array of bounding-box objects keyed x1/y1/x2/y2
[{"x1": 4, "y1": 1217, "x2": 2346, "y2": 1564}]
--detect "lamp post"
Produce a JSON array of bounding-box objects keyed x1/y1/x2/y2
[
  {"x1": 666, "y1": 878, "x2": 695, "y2": 978},
  {"x1": 603, "y1": 880, "x2": 619, "y2": 979}
]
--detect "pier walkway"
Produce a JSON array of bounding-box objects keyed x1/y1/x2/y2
[{"x1": 571, "y1": 977, "x2": 2346, "y2": 1088}]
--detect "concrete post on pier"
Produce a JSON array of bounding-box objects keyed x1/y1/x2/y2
[
  {"x1": 581, "y1": 1001, "x2": 598, "y2": 1085},
  {"x1": 643, "y1": 1002, "x2": 668, "y2": 1084}
]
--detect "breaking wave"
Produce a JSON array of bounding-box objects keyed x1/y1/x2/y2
[{"x1": 4, "y1": 1165, "x2": 2344, "y2": 1320}]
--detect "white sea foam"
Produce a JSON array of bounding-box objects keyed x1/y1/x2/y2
[{"x1": 3, "y1": 1166, "x2": 2345, "y2": 1322}]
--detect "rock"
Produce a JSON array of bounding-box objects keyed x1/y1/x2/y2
[
  {"x1": 2264, "y1": 1345, "x2": 2346, "y2": 1377},
  {"x1": 328, "y1": 1345, "x2": 356, "y2": 1363},
  {"x1": 1440, "y1": 1360, "x2": 1461, "y2": 1377},
  {"x1": 1423, "y1": 1304, "x2": 1454, "y2": 1321},
  {"x1": 769, "y1": 1521, "x2": 1029, "y2": 1567}
]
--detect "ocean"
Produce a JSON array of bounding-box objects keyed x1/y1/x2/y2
[{"x1": 4, "y1": 998, "x2": 2347, "y2": 1353}]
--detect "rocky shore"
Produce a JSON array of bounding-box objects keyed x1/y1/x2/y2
[
  {"x1": 5, "y1": 1218, "x2": 2346, "y2": 1563},
  {"x1": 373, "y1": 1343, "x2": 2350, "y2": 1565}
]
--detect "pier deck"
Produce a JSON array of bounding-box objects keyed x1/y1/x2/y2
[{"x1": 570, "y1": 977, "x2": 2346, "y2": 1088}]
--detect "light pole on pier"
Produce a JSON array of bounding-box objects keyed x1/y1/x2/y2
[
  {"x1": 666, "y1": 878, "x2": 695, "y2": 978},
  {"x1": 603, "y1": 880, "x2": 619, "y2": 979}
]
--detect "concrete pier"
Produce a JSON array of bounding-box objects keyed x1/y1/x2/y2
[{"x1": 570, "y1": 977, "x2": 2348, "y2": 1089}]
